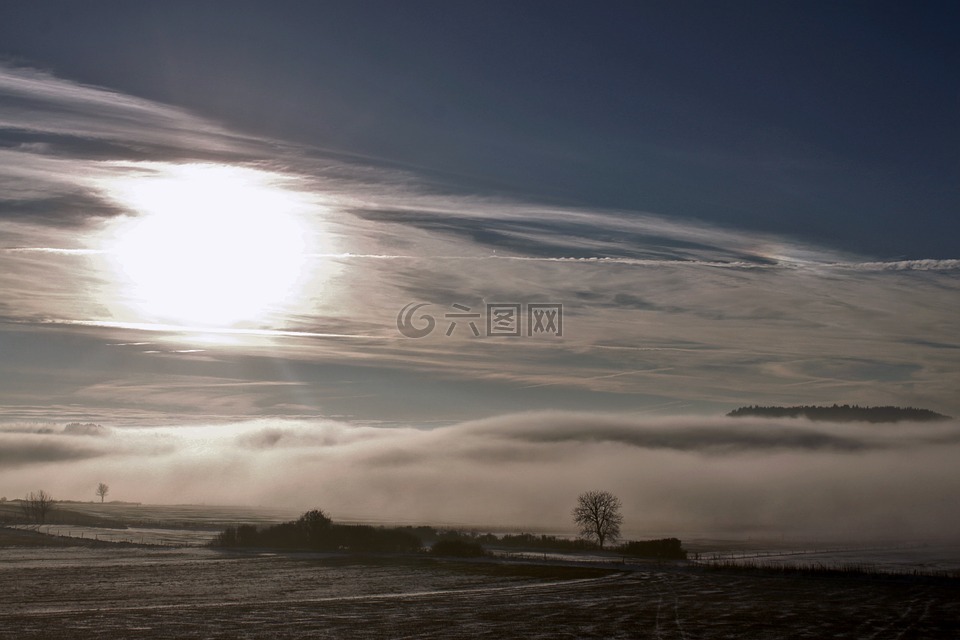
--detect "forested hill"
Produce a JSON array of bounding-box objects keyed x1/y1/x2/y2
[{"x1": 727, "y1": 405, "x2": 950, "y2": 422}]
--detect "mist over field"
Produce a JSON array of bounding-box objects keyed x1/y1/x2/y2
[{"x1": 3, "y1": 413, "x2": 958, "y2": 541}]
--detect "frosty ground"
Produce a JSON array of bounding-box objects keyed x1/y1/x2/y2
[{"x1": 1, "y1": 536, "x2": 957, "y2": 639}]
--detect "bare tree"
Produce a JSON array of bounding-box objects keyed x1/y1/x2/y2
[
  {"x1": 96, "y1": 482, "x2": 109, "y2": 503},
  {"x1": 21, "y1": 490, "x2": 56, "y2": 525},
  {"x1": 572, "y1": 490, "x2": 623, "y2": 549}
]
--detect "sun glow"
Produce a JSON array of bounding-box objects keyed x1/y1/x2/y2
[{"x1": 99, "y1": 163, "x2": 316, "y2": 326}]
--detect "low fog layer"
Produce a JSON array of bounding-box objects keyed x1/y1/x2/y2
[{"x1": 2, "y1": 413, "x2": 958, "y2": 541}]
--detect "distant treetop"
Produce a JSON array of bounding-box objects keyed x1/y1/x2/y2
[{"x1": 727, "y1": 404, "x2": 950, "y2": 422}]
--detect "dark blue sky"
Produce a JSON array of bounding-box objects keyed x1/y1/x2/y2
[{"x1": 1, "y1": 0, "x2": 957, "y2": 258}]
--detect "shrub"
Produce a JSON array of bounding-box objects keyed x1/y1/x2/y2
[
  {"x1": 620, "y1": 537, "x2": 687, "y2": 560},
  {"x1": 212, "y1": 524, "x2": 262, "y2": 547},
  {"x1": 210, "y1": 510, "x2": 422, "y2": 552},
  {"x1": 431, "y1": 539, "x2": 486, "y2": 557}
]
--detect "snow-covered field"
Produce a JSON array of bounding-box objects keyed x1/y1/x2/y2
[
  {"x1": 3, "y1": 504, "x2": 958, "y2": 637},
  {"x1": 690, "y1": 542, "x2": 960, "y2": 574},
  {"x1": 4, "y1": 503, "x2": 303, "y2": 546},
  {"x1": 1, "y1": 546, "x2": 957, "y2": 639},
  {"x1": 22, "y1": 524, "x2": 216, "y2": 546},
  {"x1": 40, "y1": 502, "x2": 303, "y2": 528}
]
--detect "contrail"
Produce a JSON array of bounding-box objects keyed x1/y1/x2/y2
[
  {"x1": 0, "y1": 247, "x2": 105, "y2": 255},
  {"x1": 309, "y1": 253, "x2": 960, "y2": 271}
]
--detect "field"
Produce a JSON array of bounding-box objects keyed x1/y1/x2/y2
[
  {"x1": 2, "y1": 505, "x2": 959, "y2": 638},
  {"x1": 0, "y1": 502, "x2": 302, "y2": 529},
  {"x1": 1, "y1": 537, "x2": 958, "y2": 639},
  {"x1": 0, "y1": 502, "x2": 301, "y2": 546}
]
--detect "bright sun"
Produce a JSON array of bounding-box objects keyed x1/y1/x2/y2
[{"x1": 99, "y1": 163, "x2": 314, "y2": 326}]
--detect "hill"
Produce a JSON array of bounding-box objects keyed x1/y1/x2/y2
[{"x1": 727, "y1": 405, "x2": 950, "y2": 422}]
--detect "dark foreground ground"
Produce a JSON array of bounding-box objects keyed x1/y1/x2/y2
[{"x1": 0, "y1": 537, "x2": 957, "y2": 639}]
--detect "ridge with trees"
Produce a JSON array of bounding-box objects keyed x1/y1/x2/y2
[{"x1": 727, "y1": 404, "x2": 950, "y2": 422}]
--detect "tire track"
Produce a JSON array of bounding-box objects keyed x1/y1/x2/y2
[{"x1": 0, "y1": 572, "x2": 627, "y2": 620}]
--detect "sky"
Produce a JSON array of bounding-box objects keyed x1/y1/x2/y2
[{"x1": 0, "y1": 2, "x2": 958, "y2": 538}]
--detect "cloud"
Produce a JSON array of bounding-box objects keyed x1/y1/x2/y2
[
  {"x1": 0, "y1": 439, "x2": 103, "y2": 467},
  {"x1": 0, "y1": 65, "x2": 260, "y2": 156},
  {"x1": 0, "y1": 65, "x2": 280, "y2": 243},
  {"x1": 452, "y1": 412, "x2": 880, "y2": 453},
  {"x1": 1, "y1": 414, "x2": 958, "y2": 540},
  {"x1": 349, "y1": 204, "x2": 843, "y2": 267},
  {"x1": 833, "y1": 259, "x2": 960, "y2": 272},
  {"x1": 234, "y1": 422, "x2": 366, "y2": 450},
  {"x1": 1, "y1": 62, "x2": 959, "y2": 424},
  {"x1": 0, "y1": 428, "x2": 109, "y2": 467}
]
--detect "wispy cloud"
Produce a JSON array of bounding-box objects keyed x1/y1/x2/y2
[
  {"x1": 447, "y1": 411, "x2": 960, "y2": 454},
  {"x1": 1, "y1": 62, "x2": 959, "y2": 422},
  {"x1": 0, "y1": 65, "x2": 261, "y2": 154},
  {"x1": 0, "y1": 247, "x2": 104, "y2": 254},
  {"x1": 831, "y1": 259, "x2": 960, "y2": 271}
]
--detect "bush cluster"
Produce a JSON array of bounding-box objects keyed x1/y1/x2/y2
[
  {"x1": 212, "y1": 509, "x2": 689, "y2": 560},
  {"x1": 620, "y1": 537, "x2": 687, "y2": 560},
  {"x1": 430, "y1": 538, "x2": 485, "y2": 557},
  {"x1": 212, "y1": 509, "x2": 421, "y2": 552}
]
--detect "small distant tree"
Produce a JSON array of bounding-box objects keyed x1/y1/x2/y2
[
  {"x1": 572, "y1": 490, "x2": 623, "y2": 549},
  {"x1": 21, "y1": 490, "x2": 56, "y2": 524},
  {"x1": 96, "y1": 482, "x2": 109, "y2": 503}
]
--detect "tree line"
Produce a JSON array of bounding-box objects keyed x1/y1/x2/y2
[
  {"x1": 727, "y1": 404, "x2": 950, "y2": 422},
  {"x1": 211, "y1": 509, "x2": 422, "y2": 552},
  {"x1": 8, "y1": 486, "x2": 686, "y2": 560},
  {"x1": 211, "y1": 491, "x2": 687, "y2": 560}
]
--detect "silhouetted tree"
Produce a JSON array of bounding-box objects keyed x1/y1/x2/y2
[
  {"x1": 96, "y1": 482, "x2": 109, "y2": 503},
  {"x1": 573, "y1": 490, "x2": 623, "y2": 549},
  {"x1": 21, "y1": 490, "x2": 56, "y2": 524},
  {"x1": 297, "y1": 508, "x2": 332, "y2": 545}
]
